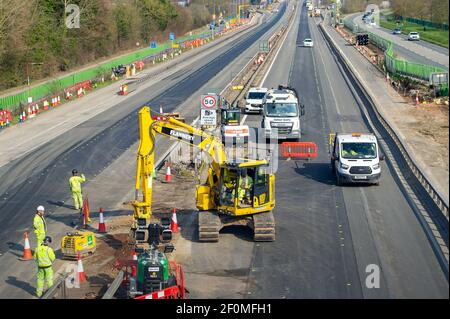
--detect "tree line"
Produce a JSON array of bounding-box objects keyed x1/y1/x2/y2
[{"x1": 0, "y1": 0, "x2": 242, "y2": 91}]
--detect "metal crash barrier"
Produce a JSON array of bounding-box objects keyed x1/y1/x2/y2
[
  {"x1": 281, "y1": 142, "x2": 318, "y2": 159},
  {"x1": 41, "y1": 273, "x2": 68, "y2": 299}
]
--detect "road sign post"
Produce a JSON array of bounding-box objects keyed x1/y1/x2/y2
[{"x1": 200, "y1": 94, "x2": 219, "y2": 129}]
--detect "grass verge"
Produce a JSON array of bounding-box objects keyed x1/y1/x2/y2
[{"x1": 380, "y1": 15, "x2": 449, "y2": 48}]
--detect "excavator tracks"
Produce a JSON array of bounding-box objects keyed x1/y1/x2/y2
[
  {"x1": 252, "y1": 211, "x2": 276, "y2": 242},
  {"x1": 198, "y1": 210, "x2": 276, "y2": 242},
  {"x1": 198, "y1": 211, "x2": 222, "y2": 242}
]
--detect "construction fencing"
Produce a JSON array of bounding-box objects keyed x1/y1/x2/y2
[
  {"x1": 343, "y1": 17, "x2": 448, "y2": 92},
  {"x1": 0, "y1": 30, "x2": 212, "y2": 114}
]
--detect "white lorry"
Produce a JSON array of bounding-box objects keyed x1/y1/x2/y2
[
  {"x1": 331, "y1": 133, "x2": 384, "y2": 185},
  {"x1": 245, "y1": 87, "x2": 268, "y2": 113},
  {"x1": 262, "y1": 86, "x2": 305, "y2": 141}
]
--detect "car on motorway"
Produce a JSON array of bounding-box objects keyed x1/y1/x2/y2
[
  {"x1": 331, "y1": 133, "x2": 384, "y2": 185},
  {"x1": 262, "y1": 85, "x2": 305, "y2": 141},
  {"x1": 245, "y1": 87, "x2": 268, "y2": 113},
  {"x1": 392, "y1": 28, "x2": 402, "y2": 35},
  {"x1": 408, "y1": 32, "x2": 420, "y2": 41},
  {"x1": 303, "y1": 38, "x2": 314, "y2": 47}
]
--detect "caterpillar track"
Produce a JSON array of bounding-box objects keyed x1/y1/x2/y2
[{"x1": 198, "y1": 210, "x2": 275, "y2": 242}]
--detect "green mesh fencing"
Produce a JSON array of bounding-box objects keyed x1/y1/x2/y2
[{"x1": 0, "y1": 30, "x2": 211, "y2": 113}]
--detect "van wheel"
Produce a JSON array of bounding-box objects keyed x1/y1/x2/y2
[{"x1": 331, "y1": 160, "x2": 335, "y2": 172}]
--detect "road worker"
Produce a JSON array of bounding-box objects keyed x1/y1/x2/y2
[
  {"x1": 69, "y1": 169, "x2": 86, "y2": 211},
  {"x1": 33, "y1": 206, "x2": 47, "y2": 246},
  {"x1": 34, "y1": 236, "x2": 55, "y2": 298},
  {"x1": 238, "y1": 171, "x2": 253, "y2": 205}
]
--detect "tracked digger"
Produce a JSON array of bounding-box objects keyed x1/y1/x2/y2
[{"x1": 131, "y1": 106, "x2": 276, "y2": 243}]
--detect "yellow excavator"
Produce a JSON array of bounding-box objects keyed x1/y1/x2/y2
[{"x1": 131, "y1": 106, "x2": 276, "y2": 243}]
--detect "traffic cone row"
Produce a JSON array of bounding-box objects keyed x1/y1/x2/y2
[
  {"x1": 21, "y1": 232, "x2": 33, "y2": 261},
  {"x1": 15, "y1": 96, "x2": 61, "y2": 126}
]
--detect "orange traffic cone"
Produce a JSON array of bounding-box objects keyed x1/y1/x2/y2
[
  {"x1": 165, "y1": 162, "x2": 172, "y2": 183},
  {"x1": 22, "y1": 111, "x2": 26, "y2": 122},
  {"x1": 82, "y1": 195, "x2": 91, "y2": 228},
  {"x1": 77, "y1": 252, "x2": 87, "y2": 283},
  {"x1": 36, "y1": 104, "x2": 40, "y2": 114},
  {"x1": 415, "y1": 94, "x2": 419, "y2": 105},
  {"x1": 20, "y1": 232, "x2": 33, "y2": 261},
  {"x1": 170, "y1": 208, "x2": 179, "y2": 233},
  {"x1": 132, "y1": 251, "x2": 138, "y2": 261},
  {"x1": 98, "y1": 207, "x2": 106, "y2": 233}
]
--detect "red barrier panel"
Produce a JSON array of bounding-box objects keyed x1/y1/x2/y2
[
  {"x1": 0, "y1": 110, "x2": 12, "y2": 122},
  {"x1": 281, "y1": 142, "x2": 318, "y2": 159},
  {"x1": 135, "y1": 61, "x2": 144, "y2": 70},
  {"x1": 64, "y1": 80, "x2": 91, "y2": 98}
]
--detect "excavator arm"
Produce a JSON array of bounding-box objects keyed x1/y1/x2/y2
[{"x1": 132, "y1": 106, "x2": 226, "y2": 221}]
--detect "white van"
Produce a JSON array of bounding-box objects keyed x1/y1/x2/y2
[
  {"x1": 245, "y1": 87, "x2": 268, "y2": 113},
  {"x1": 262, "y1": 86, "x2": 305, "y2": 141},
  {"x1": 331, "y1": 133, "x2": 384, "y2": 185}
]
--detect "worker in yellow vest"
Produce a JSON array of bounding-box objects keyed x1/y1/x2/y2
[
  {"x1": 34, "y1": 236, "x2": 55, "y2": 298},
  {"x1": 69, "y1": 169, "x2": 86, "y2": 211},
  {"x1": 33, "y1": 206, "x2": 47, "y2": 246}
]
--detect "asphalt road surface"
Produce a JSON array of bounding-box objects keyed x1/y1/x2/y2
[
  {"x1": 349, "y1": 12, "x2": 448, "y2": 70},
  {"x1": 241, "y1": 3, "x2": 448, "y2": 298},
  {"x1": 0, "y1": 0, "x2": 447, "y2": 299},
  {"x1": 0, "y1": 3, "x2": 289, "y2": 298}
]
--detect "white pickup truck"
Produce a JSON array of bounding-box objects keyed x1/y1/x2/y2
[
  {"x1": 331, "y1": 132, "x2": 385, "y2": 185},
  {"x1": 262, "y1": 86, "x2": 305, "y2": 141}
]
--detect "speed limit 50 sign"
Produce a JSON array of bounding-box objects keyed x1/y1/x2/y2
[{"x1": 201, "y1": 94, "x2": 218, "y2": 109}]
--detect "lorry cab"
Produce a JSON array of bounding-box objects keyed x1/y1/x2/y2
[
  {"x1": 331, "y1": 133, "x2": 384, "y2": 185},
  {"x1": 262, "y1": 85, "x2": 305, "y2": 141},
  {"x1": 245, "y1": 87, "x2": 268, "y2": 113}
]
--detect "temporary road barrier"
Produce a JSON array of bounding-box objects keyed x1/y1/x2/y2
[{"x1": 281, "y1": 142, "x2": 318, "y2": 159}]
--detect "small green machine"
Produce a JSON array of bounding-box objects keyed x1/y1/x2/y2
[{"x1": 134, "y1": 246, "x2": 177, "y2": 295}]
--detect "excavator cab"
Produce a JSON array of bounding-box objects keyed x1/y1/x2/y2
[
  {"x1": 218, "y1": 162, "x2": 272, "y2": 215},
  {"x1": 199, "y1": 161, "x2": 275, "y2": 242}
]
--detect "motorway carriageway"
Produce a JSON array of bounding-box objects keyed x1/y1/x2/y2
[
  {"x1": 0, "y1": 3, "x2": 288, "y2": 298},
  {"x1": 240, "y1": 2, "x2": 448, "y2": 298},
  {"x1": 0, "y1": 0, "x2": 447, "y2": 299}
]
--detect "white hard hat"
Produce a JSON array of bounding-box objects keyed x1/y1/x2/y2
[{"x1": 37, "y1": 205, "x2": 45, "y2": 212}]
